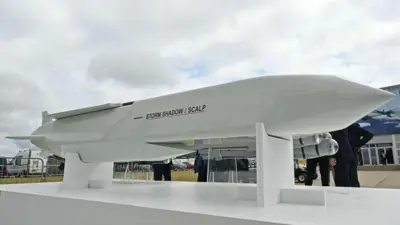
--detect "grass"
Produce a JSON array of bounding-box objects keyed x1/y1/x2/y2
[
  {"x1": 0, "y1": 171, "x2": 198, "y2": 185},
  {"x1": 114, "y1": 170, "x2": 198, "y2": 182},
  {"x1": 0, "y1": 176, "x2": 64, "y2": 184}
]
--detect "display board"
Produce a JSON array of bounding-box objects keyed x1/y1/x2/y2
[{"x1": 357, "y1": 85, "x2": 400, "y2": 135}]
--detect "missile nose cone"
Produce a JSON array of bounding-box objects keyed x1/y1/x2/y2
[
  {"x1": 265, "y1": 75, "x2": 396, "y2": 134},
  {"x1": 321, "y1": 133, "x2": 332, "y2": 139},
  {"x1": 328, "y1": 139, "x2": 339, "y2": 155},
  {"x1": 353, "y1": 82, "x2": 395, "y2": 102}
]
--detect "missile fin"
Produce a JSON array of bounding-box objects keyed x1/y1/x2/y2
[{"x1": 5, "y1": 135, "x2": 46, "y2": 141}]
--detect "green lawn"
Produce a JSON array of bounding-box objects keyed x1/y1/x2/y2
[
  {"x1": 0, "y1": 171, "x2": 198, "y2": 185},
  {"x1": 114, "y1": 170, "x2": 198, "y2": 182},
  {"x1": 0, "y1": 176, "x2": 63, "y2": 184}
]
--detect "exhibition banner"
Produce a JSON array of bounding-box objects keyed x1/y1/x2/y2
[{"x1": 357, "y1": 86, "x2": 400, "y2": 135}]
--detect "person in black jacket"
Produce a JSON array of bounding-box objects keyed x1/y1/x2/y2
[
  {"x1": 162, "y1": 160, "x2": 173, "y2": 181},
  {"x1": 347, "y1": 123, "x2": 373, "y2": 187},
  {"x1": 152, "y1": 159, "x2": 173, "y2": 181},
  {"x1": 305, "y1": 156, "x2": 330, "y2": 186},
  {"x1": 194, "y1": 151, "x2": 207, "y2": 182},
  {"x1": 330, "y1": 127, "x2": 354, "y2": 187},
  {"x1": 59, "y1": 162, "x2": 65, "y2": 173}
]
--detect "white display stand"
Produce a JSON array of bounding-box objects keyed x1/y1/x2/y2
[
  {"x1": 2, "y1": 123, "x2": 400, "y2": 225},
  {"x1": 62, "y1": 152, "x2": 113, "y2": 190},
  {"x1": 255, "y1": 123, "x2": 326, "y2": 206}
]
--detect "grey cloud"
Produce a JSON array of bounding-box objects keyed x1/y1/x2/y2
[
  {"x1": 87, "y1": 48, "x2": 181, "y2": 88},
  {"x1": 0, "y1": 2, "x2": 36, "y2": 40},
  {"x1": 349, "y1": 0, "x2": 400, "y2": 21},
  {"x1": 0, "y1": 0, "x2": 400, "y2": 157},
  {"x1": 0, "y1": 72, "x2": 46, "y2": 113},
  {"x1": 0, "y1": 144, "x2": 18, "y2": 157},
  {"x1": 0, "y1": 72, "x2": 47, "y2": 154},
  {"x1": 70, "y1": 0, "x2": 265, "y2": 44}
]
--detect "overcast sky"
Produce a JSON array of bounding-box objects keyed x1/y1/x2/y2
[{"x1": 0, "y1": 0, "x2": 399, "y2": 156}]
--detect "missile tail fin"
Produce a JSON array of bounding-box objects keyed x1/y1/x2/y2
[{"x1": 5, "y1": 135, "x2": 46, "y2": 141}]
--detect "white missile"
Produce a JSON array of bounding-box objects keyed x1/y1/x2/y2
[
  {"x1": 293, "y1": 138, "x2": 339, "y2": 159},
  {"x1": 5, "y1": 74, "x2": 394, "y2": 163},
  {"x1": 293, "y1": 133, "x2": 323, "y2": 148}
]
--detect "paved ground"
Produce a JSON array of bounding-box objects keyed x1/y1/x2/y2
[{"x1": 305, "y1": 170, "x2": 400, "y2": 188}]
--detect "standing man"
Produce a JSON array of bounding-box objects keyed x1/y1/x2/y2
[
  {"x1": 304, "y1": 156, "x2": 330, "y2": 186},
  {"x1": 152, "y1": 159, "x2": 173, "y2": 181},
  {"x1": 152, "y1": 163, "x2": 164, "y2": 181},
  {"x1": 380, "y1": 150, "x2": 387, "y2": 166},
  {"x1": 162, "y1": 159, "x2": 173, "y2": 181},
  {"x1": 194, "y1": 151, "x2": 207, "y2": 182},
  {"x1": 330, "y1": 127, "x2": 354, "y2": 187},
  {"x1": 347, "y1": 123, "x2": 373, "y2": 187}
]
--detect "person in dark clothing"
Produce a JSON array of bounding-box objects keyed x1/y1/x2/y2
[
  {"x1": 347, "y1": 123, "x2": 373, "y2": 187},
  {"x1": 236, "y1": 159, "x2": 249, "y2": 171},
  {"x1": 236, "y1": 159, "x2": 250, "y2": 183},
  {"x1": 197, "y1": 160, "x2": 208, "y2": 182},
  {"x1": 380, "y1": 151, "x2": 387, "y2": 166},
  {"x1": 305, "y1": 156, "x2": 330, "y2": 186},
  {"x1": 330, "y1": 127, "x2": 354, "y2": 187},
  {"x1": 194, "y1": 151, "x2": 203, "y2": 173},
  {"x1": 152, "y1": 160, "x2": 173, "y2": 181},
  {"x1": 152, "y1": 163, "x2": 163, "y2": 181},
  {"x1": 194, "y1": 151, "x2": 207, "y2": 182},
  {"x1": 59, "y1": 162, "x2": 65, "y2": 173},
  {"x1": 357, "y1": 149, "x2": 363, "y2": 166},
  {"x1": 162, "y1": 161, "x2": 172, "y2": 181}
]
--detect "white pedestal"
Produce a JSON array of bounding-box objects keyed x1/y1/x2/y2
[
  {"x1": 61, "y1": 153, "x2": 113, "y2": 190},
  {"x1": 1, "y1": 181, "x2": 398, "y2": 225},
  {"x1": 256, "y1": 123, "x2": 326, "y2": 207}
]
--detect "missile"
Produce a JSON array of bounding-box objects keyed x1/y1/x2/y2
[
  {"x1": 5, "y1": 74, "x2": 394, "y2": 163},
  {"x1": 292, "y1": 132, "x2": 333, "y2": 148},
  {"x1": 144, "y1": 133, "x2": 338, "y2": 160},
  {"x1": 293, "y1": 138, "x2": 339, "y2": 159},
  {"x1": 293, "y1": 133, "x2": 323, "y2": 148}
]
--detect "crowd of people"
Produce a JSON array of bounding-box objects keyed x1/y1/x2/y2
[{"x1": 305, "y1": 122, "x2": 374, "y2": 187}]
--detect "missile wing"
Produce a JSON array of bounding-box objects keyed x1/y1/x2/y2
[{"x1": 6, "y1": 74, "x2": 394, "y2": 163}]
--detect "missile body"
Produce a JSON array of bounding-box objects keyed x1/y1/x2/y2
[
  {"x1": 6, "y1": 75, "x2": 394, "y2": 163},
  {"x1": 293, "y1": 133, "x2": 338, "y2": 159},
  {"x1": 293, "y1": 134, "x2": 323, "y2": 148},
  {"x1": 293, "y1": 138, "x2": 339, "y2": 159},
  {"x1": 188, "y1": 134, "x2": 338, "y2": 160}
]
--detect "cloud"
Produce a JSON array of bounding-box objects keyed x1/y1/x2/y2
[
  {"x1": 87, "y1": 48, "x2": 181, "y2": 88},
  {"x1": 0, "y1": 0, "x2": 400, "y2": 156},
  {"x1": 0, "y1": 72, "x2": 47, "y2": 155}
]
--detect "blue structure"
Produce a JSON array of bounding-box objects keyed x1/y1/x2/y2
[{"x1": 357, "y1": 85, "x2": 400, "y2": 135}]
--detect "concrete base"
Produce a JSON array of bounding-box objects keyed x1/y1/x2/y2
[{"x1": 0, "y1": 181, "x2": 399, "y2": 225}]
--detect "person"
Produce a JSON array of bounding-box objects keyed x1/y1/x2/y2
[
  {"x1": 194, "y1": 150, "x2": 207, "y2": 182},
  {"x1": 330, "y1": 127, "x2": 354, "y2": 187},
  {"x1": 152, "y1": 159, "x2": 172, "y2": 181},
  {"x1": 162, "y1": 160, "x2": 172, "y2": 181},
  {"x1": 347, "y1": 123, "x2": 373, "y2": 187},
  {"x1": 237, "y1": 158, "x2": 250, "y2": 183},
  {"x1": 380, "y1": 151, "x2": 387, "y2": 166},
  {"x1": 357, "y1": 149, "x2": 363, "y2": 165},
  {"x1": 58, "y1": 162, "x2": 65, "y2": 173},
  {"x1": 152, "y1": 163, "x2": 164, "y2": 181},
  {"x1": 304, "y1": 156, "x2": 330, "y2": 186}
]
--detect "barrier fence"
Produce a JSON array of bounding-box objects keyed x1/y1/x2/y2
[
  {"x1": 0, "y1": 158, "x2": 194, "y2": 184},
  {"x1": 0, "y1": 156, "x2": 65, "y2": 184},
  {"x1": 0, "y1": 157, "x2": 298, "y2": 185}
]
